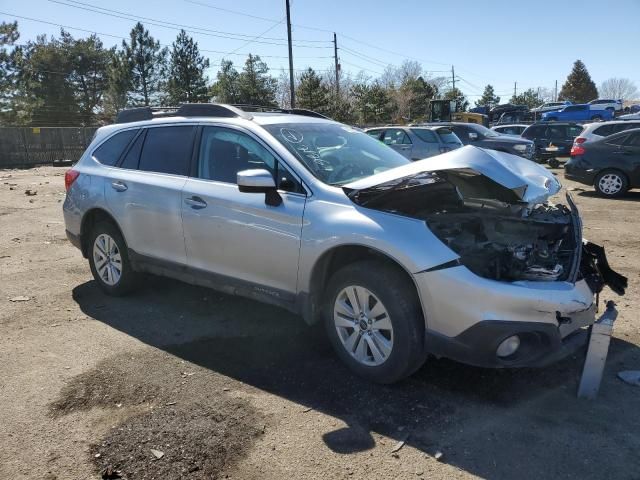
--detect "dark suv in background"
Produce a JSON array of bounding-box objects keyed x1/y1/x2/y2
[
  {"x1": 521, "y1": 122, "x2": 583, "y2": 167},
  {"x1": 429, "y1": 122, "x2": 535, "y2": 159}
]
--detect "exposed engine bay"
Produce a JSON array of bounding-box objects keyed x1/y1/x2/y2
[
  {"x1": 425, "y1": 204, "x2": 575, "y2": 281},
  {"x1": 348, "y1": 168, "x2": 627, "y2": 293}
]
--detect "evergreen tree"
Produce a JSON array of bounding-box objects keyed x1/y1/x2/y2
[
  {"x1": 103, "y1": 50, "x2": 132, "y2": 121},
  {"x1": 352, "y1": 81, "x2": 392, "y2": 124},
  {"x1": 237, "y1": 54, "x2": 276, "y2": 106},
  {"x1": 558, "y1": 60, "x2": 598, "y2": 103},
  {"x1": 61, "y1": 32, "x2": 111, "y2": 125},
  {"x1": 123, "y1": 22, "x2": 168, "y2": 106},
  {"x1": 0, "y1": 21, "x2": 20, "y2": 124},
  {"x1": 16, "y1": 34, "x2": 79, "y2": 126},
  {"x1": 475, "y1": 84, "x2": 500, "y2": 108},
  {"x1": 407, "y1": 76, "x2": 437, "y2": 121},
  {"x1": 167, "y1": 30, "x2": 209, "y2": 104},
  {"x1": 211, "y1": 59, "x2": 240, "y2": 103},
  {"x1": 510, "y1": 88, "x2": 543, "y2": 109},
  {"x1": 296, "y1": 67, "x2": 329, "y2": 113},
  {"x1": 444, "y1": 87, "x2": 469, "y2": 112}
]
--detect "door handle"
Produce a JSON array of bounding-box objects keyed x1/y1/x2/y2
[
  {"x1": 184, "y1": 196, "x2": 207, "y2": 209},
  {"x1": 111, "y1": 181, "x2": 127, "y2": 192}
]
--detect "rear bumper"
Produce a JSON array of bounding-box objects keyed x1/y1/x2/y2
[
  {"x1": 65, "y1": 229, "x2": 82, "y2": 250},
  {"x1": 564, "y1": 162, "x2": 597, "y2": 186}
]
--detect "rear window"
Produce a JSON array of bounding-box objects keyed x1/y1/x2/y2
[
  {"x1": 522, "y1": 125, "x2": 545, "y2": 138},
  {"x1": 411, "y1": 129, "x2": 438, "y2": 143},
  {"x1": 138, "y1": 126, "x2": 196, "y2": 176},
  {"x1": 593, "y1": 124, "x2": 622, "y2": 137},
  {"x1": 92, "y1": 130, "x2": 137, "y2": 166},
  {"x1": 435, "y1": 128, "x2": 461, "y2": 144}
]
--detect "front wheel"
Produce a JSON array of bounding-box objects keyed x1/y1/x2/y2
[
  {"x1": 323, "y1": 260, "x2": 425, "y2": 384},
  {"x1": 594, "y1": 169, "x2": 628, "y2": 198}
]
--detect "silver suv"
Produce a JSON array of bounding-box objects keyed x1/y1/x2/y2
[{"x1": 63, "y1": 104, "x2": 626, "y2": 383}]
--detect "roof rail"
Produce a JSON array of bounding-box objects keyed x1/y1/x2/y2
[
  {"x1": 230, "y1": 104, "x2": 330, "y2": 119},
  {"x1": 115, "y1": 103, "x2": 253, "y2": 124}
]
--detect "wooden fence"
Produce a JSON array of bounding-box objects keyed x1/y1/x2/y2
[{"x1": 0, "y1": 127, "x2": 98, "y2": 168}]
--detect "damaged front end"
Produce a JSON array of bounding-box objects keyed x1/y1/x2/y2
[{"x1": 344, "y1": 146, "x2": 627, "y2": 296}]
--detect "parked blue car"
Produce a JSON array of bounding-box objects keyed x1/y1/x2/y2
[{"x1": 541, "y1": 104, "x2": 614, "y2": 122}]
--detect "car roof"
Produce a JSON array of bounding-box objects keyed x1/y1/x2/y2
[
  {"x1": 583, "y1": 120, "x2": 640, "y2": 131},
  {"x1": 493, "y1": 124, "x2": 529, "y2": 128}
]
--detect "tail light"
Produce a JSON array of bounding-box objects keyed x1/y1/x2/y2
[
  {"x1": 570, "y1": 145, "x2": 585, "y2": 156},
  {"x1": 575, "y1": 137, "x2": 587, "y2": 144},
  {"x1": 65, "y1": 169, "x2": 80, "y2": 191}
]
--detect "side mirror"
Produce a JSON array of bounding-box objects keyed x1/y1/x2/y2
[
  {"x1": 237, "y1": 169, "x2": 281, "y2": 206},
  {"x1": 468, "y1": 132, "x2": 479, "y2": 141}
]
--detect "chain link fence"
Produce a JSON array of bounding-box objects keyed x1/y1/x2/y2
[{"x1": 0, "y1": 127, "x2": 98, "y2": 169}]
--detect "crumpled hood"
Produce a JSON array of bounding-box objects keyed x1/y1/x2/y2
[{"x1": 343, "y1": 145, "x2": 561, "y2": 204}]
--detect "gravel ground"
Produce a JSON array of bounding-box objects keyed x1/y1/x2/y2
[{"x1": 1, "y1": 165, "x2": 639, "y2": 480}]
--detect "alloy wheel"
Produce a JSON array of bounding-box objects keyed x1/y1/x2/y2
[
  {"x1": 333, "y1": 285, "x2": 393, "y2": 366},
  {"x1": 93, "y1": 233, "x2": 122, "y2": 286}
]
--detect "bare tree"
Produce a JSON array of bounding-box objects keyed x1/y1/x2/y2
[{"x1": 599, "y1": 78, "x2": 639, "y2": 100}]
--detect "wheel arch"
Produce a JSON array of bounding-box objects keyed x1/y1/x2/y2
[
  {"x1": 300, "y1": 244, "x2": 424, "y2": 326},
  {"x1": 80, "y1": 208, "x2": 126, "y2": 258}
]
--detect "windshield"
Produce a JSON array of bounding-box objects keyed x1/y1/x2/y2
[
  {"x1": 263, "y1": 122, "x2": 409, "y2": 185},
  {"x1": 467, "y1": 123, "x2": 500, "y2": 138}
]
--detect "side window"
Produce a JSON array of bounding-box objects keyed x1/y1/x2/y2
[
  {"x1": 411, "y1": 129, "x2": 438, "y2": 143},
  {"x1": 91, "y1": 130, "x2": 137, "y2": 166},
  {"x1": 198, "y1": 126, "x2": 303, "y2": 193},
  {"x1": 625, "y1": 133, "x2": 640, "y2": 147},
  {"x1": 366, "y1": 130, "x2": 382, "y2": 140},
  {"x1": 606, "y1": 135, "x2": 628, "y2": 146},
  {"x1": 593, "y1": 125, "x2": 614, "y2": 137},
  {"x1": 568, "y1": 125, "x2": 583, "y2": 137},
  {"x1": 382, "y1": 129, "x2": 411, "y2": 145},
  {"x1": 547, "y1": 126, "x2": 565, "y2": 140},
  {"x1": 119, "y1": 130, "x2": 145, "y2": 170},
  {"x1": 138, "y1": 126, "x2": 195, "y2": 175}
]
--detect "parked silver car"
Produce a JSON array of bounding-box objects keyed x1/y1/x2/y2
[
  {"x1": 365, "y1": 125, "x2": 463, "y2": 160},
  {"x1": 63, "y1": 104, "x2": 626, "y2": 384}
]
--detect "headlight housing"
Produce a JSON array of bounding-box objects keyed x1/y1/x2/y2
[{"x1": 513, "y1": 144, "x2": 528, "y2": 152}]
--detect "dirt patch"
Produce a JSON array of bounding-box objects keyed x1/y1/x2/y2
[
  {"x1": 92, "y1": 398, "x2": 262, "y2": 479},
  {"x1": 50, "y1": 350, "x2": 265, "y2": 479}
]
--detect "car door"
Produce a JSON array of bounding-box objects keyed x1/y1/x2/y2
[
  {"x1": 181, "y1": 125, "x2": 306, "y2": 298},
  {"x1": 381, "y1": 128, "x2": 413, "y2": 159},
  {"x1": 618, "y1": 132, "x2": 640, "y2": 184},
  {"x1": 104, "y1": 125, "x2": 196, "y2": 265}
]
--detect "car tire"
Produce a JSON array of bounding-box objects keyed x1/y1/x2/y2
[
  {"x1": 88, "y1": 221, "x2": 138, "y2": 296},
  {"x1": 591, "y1": 115, "x2": 602, "y2": 121},
  {"x1": 547, "y1": 117, "x2": 558, "y2": 122},
  {"x1": 594, "y1": 169, "x2": 629, "y2": 198},
  {"x1": 323, "y1": 260, "x2": 425, "y2": 384},
  {"x1": 548, "y1": 158, "x2": 560, "y2": 168}
]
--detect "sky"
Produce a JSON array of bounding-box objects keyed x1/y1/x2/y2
[{"x1": 2, "y1": 0, "x2": 640, "y2": 100}]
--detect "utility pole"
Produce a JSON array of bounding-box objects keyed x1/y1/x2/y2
[
  {"x1": 285, "y1": 0, "x2": 295, "y2": 108},
  {"x1": 333, "y1": 32, "x2": 339, "y2": 99},
  {"x1": 451, "y1": 65, "x2": 455, "y2": 92},
  {"x1": 554, "y1": 79, "x2": 558, "y2": 101},
  {"x1": 514, "y1": 81, "x2": 517, "y2": 99}
]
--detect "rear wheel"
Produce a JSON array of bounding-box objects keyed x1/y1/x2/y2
[
  {"x1": 591, "y1": 115, "x2": 602, "y2": 121},
  {"x1": 88, "y1": 221, "x2": 138, "y2": 295},
  {"x1": 594, "y1": 169, "x2": 628, "y2": 198},
  {"x1": 323, "y1": 260, "x2": 425, "y2": 384},
  {"x1": 548, "y1": 157, "x2": 560, "y2": 168}
]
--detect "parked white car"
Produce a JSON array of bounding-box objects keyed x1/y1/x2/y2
[
  {"x1": 588, "y1": 99, "x2": 623, "y2": 112},
  {"x1": 619, "y1": 112, "x2": 640, "y2": 120},
  {"x1": 531, "y1": 101, "x2": 571, "y2": 113},
  {"x1": 573, "y1": 120, "x2": 640, "y2": 144}
]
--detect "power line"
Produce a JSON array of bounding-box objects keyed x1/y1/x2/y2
[
  {"x1": 44, "y1": 0, "x2": 332, "y2": 48},
  {"x1": 4, "y1": 14, "x2": 333, "y2": 59}
]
